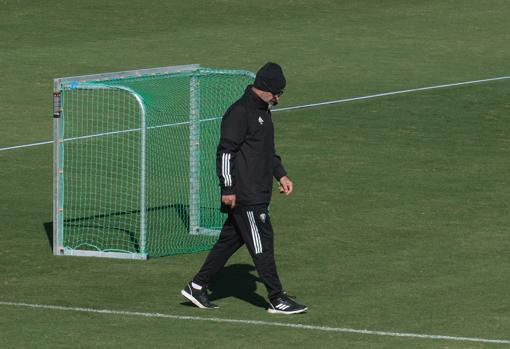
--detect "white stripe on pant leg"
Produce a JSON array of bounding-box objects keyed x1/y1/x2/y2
[
  {"x1": 247, "y1": 211, "x2": 262, "y2": 254},
  {"x1": 247, "y1": 211, "x2": 261, "y2": 254},
  {"x1": 250, "y1": 212, "x2": 263, "y2": 254}
]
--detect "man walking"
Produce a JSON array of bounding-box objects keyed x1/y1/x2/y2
[{"x1": 181, "y1": 62, "x2": 307, "y2": 314}]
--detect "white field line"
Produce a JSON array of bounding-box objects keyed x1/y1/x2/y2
[
  {"x1": 0, "y1": 118, "x2": 222, "y2": 152},
  {"x1": 0, "y1": 139, "x2": 54, "y2": 151},
  {"x1": 0, "y1": 301, "x2": 509, "y2": 345},
  {"x1": 274, "y1": 75, "x2": 510, "y2": 112},
  {"x1": 1, "y1": 75, "x2": 509, "y2": 153}
]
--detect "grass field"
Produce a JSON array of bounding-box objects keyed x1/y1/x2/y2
[{"x1": 1, "y1": 0, "x2": 509, "y2": 348}]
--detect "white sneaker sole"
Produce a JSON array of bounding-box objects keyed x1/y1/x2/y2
[
  {"x1": 180, "y1": 289, "x2": 218, "y2": 309},
  {"x1": 267, "y1": 306, "x2": 308, "y2": 315}
]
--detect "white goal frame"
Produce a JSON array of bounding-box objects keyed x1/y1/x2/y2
[{"x1": 53, "y1": 64, "x2": 214, "y2": 260}]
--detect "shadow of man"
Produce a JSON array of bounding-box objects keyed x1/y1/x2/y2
[{"x1": 208, "y1": 264, "x2": 268, "y2": 309}]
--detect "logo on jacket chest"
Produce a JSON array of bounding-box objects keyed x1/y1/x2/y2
[{"x1": 258, "y1": 116, "x2": 264, "y2": 125}]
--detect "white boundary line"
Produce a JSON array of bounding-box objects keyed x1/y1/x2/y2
[
  {"x1": 1, "y1": 75, "x2": 509, "y2": 153},
  {"x1": 274, "y1": 75, "x2": 510, "y2": 112},
  {"x1": 1, "y1": 139, "x2": 53, "y2": 151},
  {"x1": 1, "y1": 301, "x2": 509, "y2": 345},
  {"x1": 0, "y1": 118, "x2": 221, "y2": 152}
]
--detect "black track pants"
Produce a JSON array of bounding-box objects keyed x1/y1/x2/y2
[{"x1": 193, "y1": 204, "x2": 283, "y2": 300}]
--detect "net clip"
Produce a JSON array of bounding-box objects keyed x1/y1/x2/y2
[{"x1": 53, "y1": 92, "x2": 62, "y2": 118}]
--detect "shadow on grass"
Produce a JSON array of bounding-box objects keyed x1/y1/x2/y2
[
  {"x1": 42, "y1": 203, "x2": 221, "y2": 254},
  {"x1": 180, "y1": 264, "x2": 268, "y2": 309},
  {"x1": 43, "y1": 204, "x2": 189, "y2": 254},
  {"x1": 43, "y1": 222, "x2": 53, "y2": 250}
]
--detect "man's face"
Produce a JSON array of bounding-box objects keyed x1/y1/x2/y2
[{"x1": 261, "y1": 90, "x2": 282, "y2": 106}]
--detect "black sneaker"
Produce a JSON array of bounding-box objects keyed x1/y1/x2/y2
[
  {"x1": 181, "y1": 282, "x2": 219, "y2": 309},
  {"x1": 267, "y1": 293, "x2": 307, "y2": 314}
]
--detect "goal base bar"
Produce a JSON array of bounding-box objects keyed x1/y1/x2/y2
[
  {"x1": 190, "y1": 227, "x2": 221, "y2": 236},
  {"x1": 58, "y1": 248, "x2": 148, "y2": 260}
]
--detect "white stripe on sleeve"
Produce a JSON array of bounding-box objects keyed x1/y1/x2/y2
[
  {"x1": 226, "y1": 153, "x2": 232, "y2": 186},
  {"x1": 222, "y1": 153, "x2": 232, "y2": 187}
]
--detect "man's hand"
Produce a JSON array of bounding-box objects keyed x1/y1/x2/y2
[
  {"x1": 279, "y1": 176, "x2": 293, "y2": 195},
  {"x1": 222, "y1": 194, "x2": 236, "y2": 208}
]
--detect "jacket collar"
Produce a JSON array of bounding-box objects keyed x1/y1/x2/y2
[{"x1": 244, "y1": 85, "x2": 270, "y2": 111}]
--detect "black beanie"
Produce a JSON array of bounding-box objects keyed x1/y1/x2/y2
[{"x1": 253, "y1": 62, "x2": 286, "y2": 94}]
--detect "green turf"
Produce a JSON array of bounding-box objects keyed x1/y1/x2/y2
[{"x1": 1, "y1": 0, "x2": 509, "y2": 348}]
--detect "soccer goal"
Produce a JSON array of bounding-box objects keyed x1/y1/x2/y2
[{"x1": 53, "y1": 65, "x2": 255, "y2": 259}]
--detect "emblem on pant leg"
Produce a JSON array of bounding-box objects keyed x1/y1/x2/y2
[{"x1": 259, "y1": 213, "x2": 266, "y2": 223}]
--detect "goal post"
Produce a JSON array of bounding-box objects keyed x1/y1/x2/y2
[{"x1": 53, "y1": 65, "x2": 255, "y2": 259}]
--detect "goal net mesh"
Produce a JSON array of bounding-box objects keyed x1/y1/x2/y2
[{"x1": 57, "y1": 67, "x2": 254, "y2": 257}]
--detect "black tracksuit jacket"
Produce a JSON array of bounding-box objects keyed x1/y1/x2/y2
[{"x1": 216, "y1": 85, "x2": 287, "y2": 207}]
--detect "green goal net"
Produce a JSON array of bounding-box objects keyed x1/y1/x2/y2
[{"x1": 53, "y1": 65, "x2": 255, "y2": 259}]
